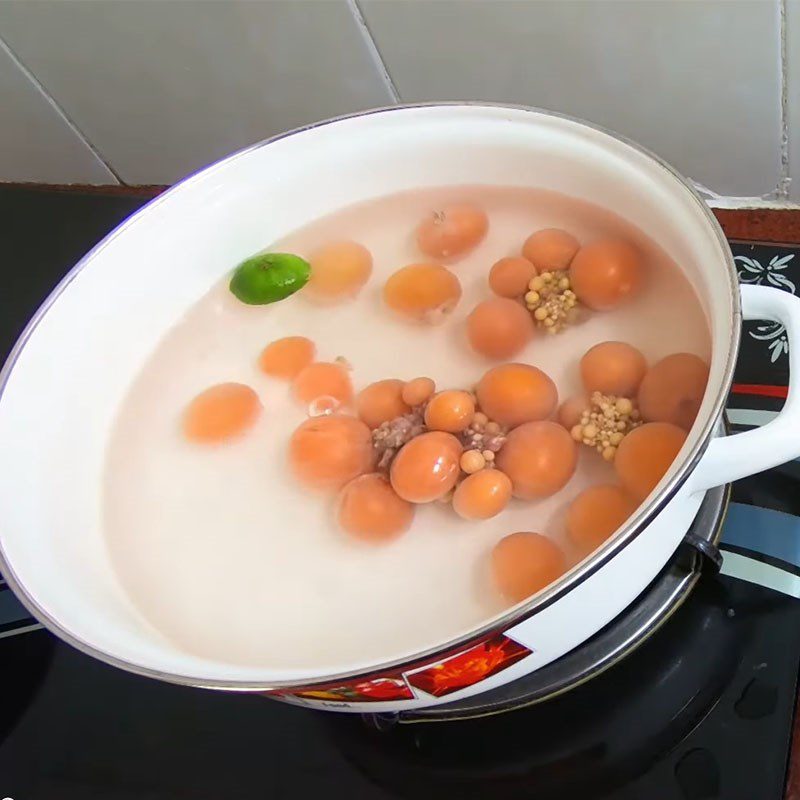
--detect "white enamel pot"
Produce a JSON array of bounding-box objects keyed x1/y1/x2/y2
[{"x1": 2, "y1": 104, "x2": 800, "y2": 714}]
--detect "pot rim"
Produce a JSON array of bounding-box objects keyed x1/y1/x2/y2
[{"x1": 0, "y1": 102, "x2": 740, "y2": 691}]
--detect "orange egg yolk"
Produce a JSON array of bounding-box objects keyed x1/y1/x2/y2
[
  {"x1": 338, "y1": 473, "x2": 414, "y2": 541},
  {"x1": 357, "y1": 379, "x2": 411, "y2": 429},
  {"x1": 383, "y1": 263, "x2": 462, "y2": 324},
  {"x1": 476, "y1": 363, "x2": 558, "y2": 429},
  {"x1": 614, "y1": 421, "x2": 687, "y2": 499},
  {"x1": 522, "y1": 228, "x2": 579, "y2": 271},
  {"x1": 637, "y1": 352, "x2": 709, "y2": 430},
  {"x1": 566, "y1": 484, "x2": 638, "y2": 554},
  {"x1": 182, "y1": 383, "x2": 261, "y2": 444},
  {"x1": 292, "y1": 362, "x2": 353, "y2": 408},
  {"x1": 288, "y1": 414, "x2": 374, "y2": 490},
  {"x1": 416, "y1": 204, "x2": 488, "y2": 260},
  {"x1": 390, "y1": 431, "x2": 462, "y2": 503},
  {"x1": 258, "y1": 336, "x2": 315, "y2": 380},
  {"x1": 424, "y1": 390, "x2": 475, "y2": 433},
  {"x1": 402, "y1": 376, "x2": 436, "y2": 407},
  {"x1": 452, "y1": 469, "x2": 512, "y2": 520},
  {"x1": 496, "y1": 421, "x2": 577, "y2": 499},
  {"x1": 570, "y1": 238, "x2": 642, "y2": 311},
  {"x1": 491, "y1": 531, "x2": 567, "y2": 602},
  {"x1": 305, "y1": 241, "x2": 372, "y2": 300},
  {"x1": 466, "y1": 297, "x2": 535, "y2": 360},
  {"x1": 580, "y1": 341, "x2": 647, "y2": 397},
  {"x1": 558, "y1": 394, "x2": 591, "y2": 430},
  {"x1": 489, "y1": 256, "x2": 537, "y2": 298}
]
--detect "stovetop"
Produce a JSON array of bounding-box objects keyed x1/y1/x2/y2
[{"x1": 1, "y1": 187, "x2": 800, "y2": 800}]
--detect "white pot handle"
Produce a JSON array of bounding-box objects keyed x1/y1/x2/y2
[{"x1": 689, "y1": 283, "x2": 800, "y2": 494}]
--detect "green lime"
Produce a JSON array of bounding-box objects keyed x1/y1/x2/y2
[{"x1": 229, "y1": 252, "x2": 311, "y2": 305}]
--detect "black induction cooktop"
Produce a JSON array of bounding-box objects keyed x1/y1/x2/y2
[{"x1": 2, "y1": 187, "x2": 800, "y2": 800}]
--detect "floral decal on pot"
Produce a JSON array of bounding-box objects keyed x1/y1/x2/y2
[
  {"x1": 736, "y1": 252, "x2": 796, "y2": 363},
  {"x1": 292, "y1": 676, "x2": 414, "y2": 703},
  {"x1": 405, "y1": 634, "x2": 531, "y2": 698}
]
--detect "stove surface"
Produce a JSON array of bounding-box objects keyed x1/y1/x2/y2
[{"x1": 1, "y1": 188, "x2": 800, "y2": 800}]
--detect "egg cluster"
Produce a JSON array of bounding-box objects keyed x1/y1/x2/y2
[{"x1": 183, "y1": 200, "x2": 710, "y2": 609}]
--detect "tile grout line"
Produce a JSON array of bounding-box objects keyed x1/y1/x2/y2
[
  {"x1": 0, "y1": 33, "x2": 125, "y2": 185},
  {"x1": 777, "y1": 0, "x2": 791, "y2": 199},
  {"x1": 348, "y1": 0, "x2": 401, "y2": 103}
]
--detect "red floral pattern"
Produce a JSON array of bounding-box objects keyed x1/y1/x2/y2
[
  {"x1": 292, "y1": 676, "x2": 413, "y2": 703},
  {"x1": 406, "y1": 634, "x2": 531, "y2": 697}
]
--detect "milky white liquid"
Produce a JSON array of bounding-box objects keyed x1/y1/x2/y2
[{"x1": 103, "y1": 186, "x2": 711, "y2": 672}]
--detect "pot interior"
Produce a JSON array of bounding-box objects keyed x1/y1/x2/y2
[{"x1": 0, "y1": 105, "x2": 736, "y2": 686}]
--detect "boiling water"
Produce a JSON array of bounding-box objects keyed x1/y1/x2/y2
[{"x1": 103, "y1": 186, "x2": 710, "y2": 671}]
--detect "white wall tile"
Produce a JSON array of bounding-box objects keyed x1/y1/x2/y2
[
  {"x1": 362, "y1": 0, "x2": 782, "y2": 197},
  {"x1": 0, "y1": 37, "x2": 115, "y2": 184},
  {"x1": 787, "y1": 0, "x2": 800, "y2": 201},
  {"x1": 0, "y1": 0, "x2": 394, "y2": 185}
]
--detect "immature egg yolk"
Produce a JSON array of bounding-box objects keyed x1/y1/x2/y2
[
  {"x1": 416, "y1": 204, "x2": 488, "y2": 260},
  {"x1": 258, "y1": 336, "x2": 315, "y2": 380},
  {"x1": 491, "y1": 532, "x2": 567, "y2": 603},
  {"x1": 305, "y1": 241, "x2": 372, "y2": 301},
  {"x1": 357, "y1": 379, "x2": 411, "y2": 429},
  {"x1": 183, "y1": 383, "x2": 261, "y2": 443},
  {"x1": 424, "y1": 390, "x2": 475, "y2": 433},
  {"x1": 489, "y1": 256, "x2": 537, "y2": 298},
  {"x1": 476, "y1": 363, "x2": 558, "y2": 428},
  {"x1": 338, "y1": 473, "x2": 414, "y2": 542},
  {"x1": 522, "y1": 228, "x2": 579, "y2": 271},
  {"x1": 614, "y1": 422, "x2": 687, "y2": 499},
  {"x1": 292, "y1": 362, "x2": 353, "y2": 408},
  {"x1": 558, "y1": 394, "x2": 591, "y2": 430},
  {"x1": 402, "y1": 376, "x2": 436, "y2": 407},
  {"x1": 637, "y1": 353, "x2": 709, "y2": 430},
  {"x1": 570, "y1": 238, "x2": 643, "y2": 311},
  {"x1": 467, "y1": 297, "x2": 535, "y2": 360},
  {"x1": 497, "y1": 421, "x2": 577, "y2": 499},
  {"x1": 289, "y1": 414, "x2": 374, "y2": 490},
  {"x1": 390, "y1": 431, "x2": 462, "y2": 503},
  {"x1": 566, "y1": 484, "x2": 638, "y2": 554},
  {"x1": 383, "y1": 263, "x2": 462, "y2": 324},
  {"x1": 453, "y1": 469, "x2": 513, "y2": 520},
  {"x1": 580, "y1": 341, "x2": 647, "y2": 397}
]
